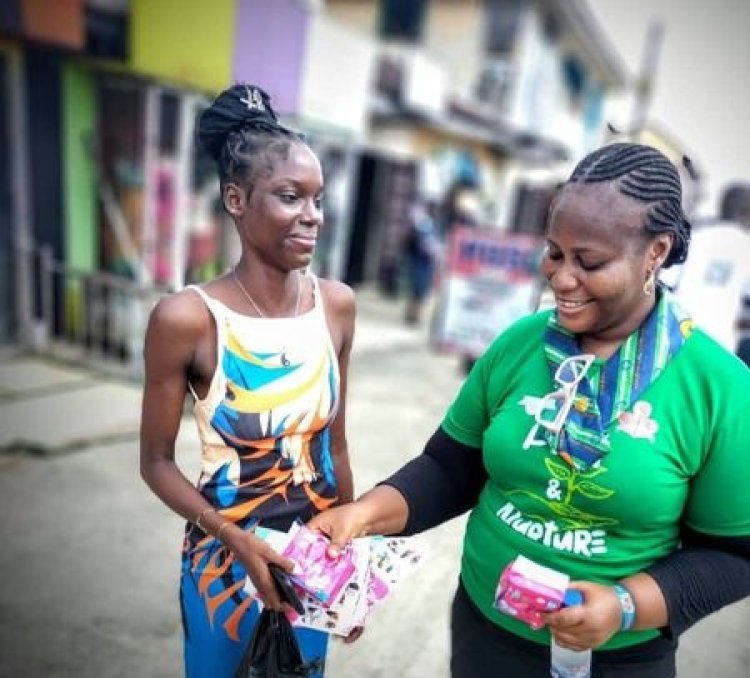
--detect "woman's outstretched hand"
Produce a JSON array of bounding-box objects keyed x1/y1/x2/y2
[
  {"x1": 308, "y1": 485, "x2": 411, "y2": 557},
  {"x1": 307, "y1": 503, "x2": 372, "y2": 645},
  {"x1": 307, "y1": 502, "x2": 371, "y2": 558},
  {"x1": 307, "y1": 487, "x2": 411, "y2": 644}
]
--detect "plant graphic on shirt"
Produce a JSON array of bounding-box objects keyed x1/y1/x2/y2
[{"x1": 507, "y1": 457, "x2": 616, "y2": 532}]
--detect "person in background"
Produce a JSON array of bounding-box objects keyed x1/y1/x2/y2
[
  {"x1": 661, "y1": 181, "x2": 750, "y2": 366},
  {"x1": 309, "y1": 143, "x2": 750, "y2": 677},
  {"x1": 404, "y1": 199, "x2": 441, "y2": 326},
  {"x1": 140, "y1": 84, "x2": 357, "y2": 678}
]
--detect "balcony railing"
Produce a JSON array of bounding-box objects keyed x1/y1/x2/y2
[{"x1": 17, "y1": 242, "x2": 169, "y2": 380}]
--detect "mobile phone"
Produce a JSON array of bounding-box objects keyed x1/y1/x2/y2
[{"x1": 269, "y1": 563, "x2": 306, "y2": 615}]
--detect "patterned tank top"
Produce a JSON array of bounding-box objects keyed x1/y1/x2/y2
[{"x1": 186, "y1": 275, "x2": 340, "y2": 541}]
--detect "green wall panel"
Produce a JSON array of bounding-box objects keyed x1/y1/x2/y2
[{"x1": 62, "y1": 63, "x2": 96, "y2": 333}]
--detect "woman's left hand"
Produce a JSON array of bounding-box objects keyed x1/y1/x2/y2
[{"x1": 543, "y1": 580, "x2": 622, "y2": 651}]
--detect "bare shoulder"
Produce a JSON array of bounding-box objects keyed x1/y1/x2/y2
[
  {"x1": 318, "y1": 278, "x2": 356, "y2": 317},
  {"x1": 147, "y1": 287, "x2": 210, "y2": 341},
  {"x1": 318, "y1": 278, "x2": 356, "y2": 355}
]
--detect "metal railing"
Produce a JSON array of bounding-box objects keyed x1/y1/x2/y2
[{"x1": 20, "y1": 243, "x2": 170, "y2": 380}]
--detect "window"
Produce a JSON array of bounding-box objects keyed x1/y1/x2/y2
[
  {"x1": 483, "y1": 0, "x2": 524, "y2": 55},
  {"x1": 379, "y1": 0, "x2": 428, "y2": 42}
]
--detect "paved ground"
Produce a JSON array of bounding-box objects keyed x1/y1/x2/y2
[{"x1": 0, "y1": 289, "x2": 747, "y2": 677}]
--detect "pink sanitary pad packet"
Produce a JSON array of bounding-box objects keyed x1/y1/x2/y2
[
  {"x1": 282, "y1": 524, "x2": 356, "y2": 607},
  {"x1": 494, "y1": 555, "x2": 570, "y2": 630}
]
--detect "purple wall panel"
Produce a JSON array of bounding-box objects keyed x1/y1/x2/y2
[{"x1": 232, "y1": 0, "x2": 309, "y2": 115}]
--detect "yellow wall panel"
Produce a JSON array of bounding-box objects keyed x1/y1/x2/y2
[{"x1": 131, "y1": 0, "x2": 235, "y2": 92}]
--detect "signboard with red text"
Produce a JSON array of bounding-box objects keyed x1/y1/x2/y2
[{"x1": 432, "y1": 227, "x2": 544, "y2": 358}]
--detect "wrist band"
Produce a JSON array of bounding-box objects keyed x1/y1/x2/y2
[{"x1": 613, "y1": 583, "x2": 636, "y2": 631}]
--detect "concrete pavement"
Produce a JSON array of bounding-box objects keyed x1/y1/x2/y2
[{"x1": 0, "y1": 288, "x2": 748, "y2": 677}]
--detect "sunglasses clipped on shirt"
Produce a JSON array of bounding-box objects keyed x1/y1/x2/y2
[{"x1": 523, "y1": 354, "x2": 595, "y2": 449}]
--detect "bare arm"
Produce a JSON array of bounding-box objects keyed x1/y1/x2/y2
[
  {"x1": 309, "y1": 484, "x2": 411, "y2": 555},
  {"x1": 140, "y1": 292, "x2": 294, "y2": 609},
  {"x1": 618, "y1": 572, "x2": 668, "y2": 630},
  {"x1": 309, "y1": 426, "x2": 486, "y2": 553},
  {"x1": 321, "y1": 279, "x2": 356, "y2": 505},
  {"x1": 140, "y1": 292, "x2": 212, "y2": 525}
]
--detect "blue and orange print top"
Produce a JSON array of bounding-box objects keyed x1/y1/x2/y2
[{"x1": 186, "y1": 275, "x2": 340, "y2": 541}]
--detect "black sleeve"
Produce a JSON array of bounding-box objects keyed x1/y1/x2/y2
[
  {"x1": 381, "y1": 426, "x2": 486, "y2": 536},
  {"x1": 645, "y1": 526, "x2": 750, "y2": 638}
]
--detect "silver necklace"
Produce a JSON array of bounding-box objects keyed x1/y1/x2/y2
[{"x1": 232, "y1": 267, "x2": 302, "y2": 318}]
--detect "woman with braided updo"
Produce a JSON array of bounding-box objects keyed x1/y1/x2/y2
[
  {"x1": 308, "y1": 143, "x2": 750, "y2": 676},
  {"x1": 140, "y1": 84, "x2": 357, "y2": 677}
]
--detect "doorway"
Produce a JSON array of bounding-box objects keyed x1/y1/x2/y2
[{"x1": 0, "y1": 49, "x2": 16, "y2": 343}]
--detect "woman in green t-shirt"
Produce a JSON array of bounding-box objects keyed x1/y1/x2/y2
[{"x1": 309, "y1": 143, "x2": 750, "y2": 677}]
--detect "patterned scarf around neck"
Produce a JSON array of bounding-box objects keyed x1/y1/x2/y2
[{"x1": 542, "y1": 288, "x2": 692, "y2": 470}]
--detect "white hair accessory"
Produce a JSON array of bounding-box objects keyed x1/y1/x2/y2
[{"x1": 240, "y1": 86, "x2": 265, "y2": 112}]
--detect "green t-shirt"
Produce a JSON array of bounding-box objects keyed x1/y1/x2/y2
[{"x1": 442, "y1": 310, "x2": 750, "y2": 649}]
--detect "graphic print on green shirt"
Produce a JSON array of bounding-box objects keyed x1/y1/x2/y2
[
  {"x1": 504, "y1": 455, "x2": 617, "y2": 532},
  {"x1": 442, "y1": 311, "x2": 750, "y2": 649}
]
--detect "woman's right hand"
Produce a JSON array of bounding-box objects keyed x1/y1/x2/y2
[
  {"x1": 307, "y1": 502, "x2": 372, "y2": 557},
  {"x1": 308, "y1": 485, "x2": 410, "y2": 556},
  {"x1": 222, "y1": 526, "x2": 297, "y2": 611}
]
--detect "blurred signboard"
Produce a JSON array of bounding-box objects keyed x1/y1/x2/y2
[
  {"x1": 1, "y1": 0, "x2": 84, "y2": 50},
  {"x1": 432, "y1": 226, "x2": 543, "y2": 358}
]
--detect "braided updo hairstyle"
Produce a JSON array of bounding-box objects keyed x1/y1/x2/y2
[
  {"x1": 197, "y1": 84, "x2": 304, "y2": 198},
  {"x1": 562, "y1": 143, "x2": 691, "y2": 267}
]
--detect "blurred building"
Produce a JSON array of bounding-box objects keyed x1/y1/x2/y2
[
  {"x1": 1, "y1": 0, "x2": 375, "y2": 367},
  {"x1": 327, "y1": 0, "x2": 628, "y2": 293},
  {"x1": 0, "y1": 0, "x2": 629, "y2": 372},
  {"x1": 633, "y1": 122, "x2": 702, "y2": 216}
]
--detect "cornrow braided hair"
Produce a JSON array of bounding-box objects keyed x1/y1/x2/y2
[
  {"x1": 197, "y1": 84, "x2": 304, "y2": 196},
  {"x1": 566, "y1": 143, "x2": 691, "y2": 267}
]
